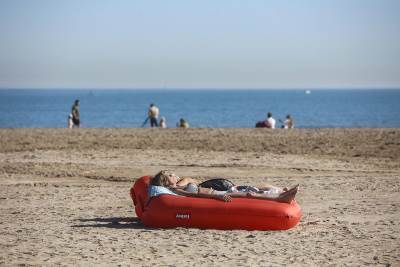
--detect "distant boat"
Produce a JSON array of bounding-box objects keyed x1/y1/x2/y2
[{"x1": 305, "y1": 90, "x2": 311, "y2": 94}]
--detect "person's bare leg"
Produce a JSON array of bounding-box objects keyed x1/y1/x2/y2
[
  {"x1": 240, "y1": 185, "x2": 298, "y2": 203},
  {"x1": 257, "y1": 183, "x2": 285, "y2": 192}
]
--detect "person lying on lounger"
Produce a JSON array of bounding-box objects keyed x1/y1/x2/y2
[{"x1": 149, "y1": 170, "x2": 299, "y2": 203}]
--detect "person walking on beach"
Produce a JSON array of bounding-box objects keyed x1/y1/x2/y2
[
  {"x1": 71, "y1": 100, "x2": 80, "y2": 128},
  {"x1": 267, "y1": 112, "x2": 276, "y2": 129},
  {"x1": 148, "y1": 103, "x2": 159, "y2": 127}
]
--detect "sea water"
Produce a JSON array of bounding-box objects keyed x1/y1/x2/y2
[{"x1": 0, "y1": 89, "x2": 399, "y2": 128}]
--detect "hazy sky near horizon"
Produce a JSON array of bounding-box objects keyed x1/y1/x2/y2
[{"x1": 0, "y1": 0, "x2": 399, "y2": 89}]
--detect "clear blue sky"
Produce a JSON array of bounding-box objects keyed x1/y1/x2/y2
[{"x1": 0, "y1": 0, "x2": 399, "y2": 89}]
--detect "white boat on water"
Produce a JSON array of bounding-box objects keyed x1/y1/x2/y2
[{"x1": 305, "y1": 90, "x2": 311, "y2": 94}]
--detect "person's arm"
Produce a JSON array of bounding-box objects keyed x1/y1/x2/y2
[
  {"x1": 228, "y1": 192, "x2": 278, "y2": 200},
  {"x1": 226, "y1": 192, "x2": 244, "y2": 197},
  {"x1": 170, "y1": 188, "x2": 231, "y2": 202},
  {"x1": 223, "y1": 191, "x2": 282, "y2": 202}
]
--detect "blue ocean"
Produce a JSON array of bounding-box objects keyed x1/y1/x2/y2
[{"x1": 0, "y1": 89, "x2": 399, "y2": 128}]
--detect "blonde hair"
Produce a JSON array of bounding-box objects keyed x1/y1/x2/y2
[{"x1": 151, "y1": 170, "x2": 174, "y2": 187}]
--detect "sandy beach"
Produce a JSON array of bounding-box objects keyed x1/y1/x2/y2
[{"x1": 0, "y1": 128, "x2": 399, "y2": 266}]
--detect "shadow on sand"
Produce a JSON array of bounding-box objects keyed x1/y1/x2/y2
[{"x1": 71, "y1": 216, "x2": 151, "y2": 230}]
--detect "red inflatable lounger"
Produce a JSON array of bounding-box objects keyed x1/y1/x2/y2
[{"x1": 130, "y1": 176, "x2": 302, "y2": 231}]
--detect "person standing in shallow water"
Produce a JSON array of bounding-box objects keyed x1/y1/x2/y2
[{"x1": 71, "y1": 100, "x2": 80, "y2": 128}]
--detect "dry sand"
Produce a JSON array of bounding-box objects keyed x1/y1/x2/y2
[{"x1": 0, "y1": 128, "x2": 399, "y2": 266}]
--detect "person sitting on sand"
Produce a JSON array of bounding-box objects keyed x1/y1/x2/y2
[
  {"x1": 67, "y1": 114, "x2": 73, "y2": 129},
  {"x1": 159, "y1": 117, "x2": 167, "y2": 128},
  {"x1": 266, "y1": 112, "x2": 276, "y2": 129},
  {"x1": 149, "y1": 170, "x2": 299, "y2": 203},
  {"x1": 279, "y1": 114, "x2": 294, "y2": 129},
  {"x1": 177, "y1": 118, "x2": 189, "y2": 128}
]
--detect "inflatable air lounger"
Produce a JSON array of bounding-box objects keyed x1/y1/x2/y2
[{"x1": 130, "y1": 176, "x2": 302, "y2": 230}]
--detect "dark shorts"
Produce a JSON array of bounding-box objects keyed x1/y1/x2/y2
[
  {"x1": 72, "y1": 118, "x2": 80, "y2": 126},
  {"x1": 150, "y1": 117, "x2": 158, "y2": 127},
  {"x1": 199, "y1": 178, "x2": 235, "y2": 191}
]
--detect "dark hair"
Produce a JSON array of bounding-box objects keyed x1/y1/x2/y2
[
  {"x1": 267, "y1": 112, "x2": 272, "y2": 118},
  {"x1": 150, "y1": 170, "x2": 171, "y2": 186},
  {"x1": 74, "y1": 99, "x2": 80, "y2": 105}
]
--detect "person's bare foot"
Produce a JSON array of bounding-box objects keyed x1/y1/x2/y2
[{"x1": 276, "y1": 185, "x2": 299, "y2": 203}]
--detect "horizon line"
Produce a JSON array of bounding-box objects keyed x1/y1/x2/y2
[{"x1": 1, "y1": 87, "x2": 400, "y2": 91}]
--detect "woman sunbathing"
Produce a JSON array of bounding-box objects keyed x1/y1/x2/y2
[{"x1": 149, "y1": 170, "x2": 299, "y2": 204}]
